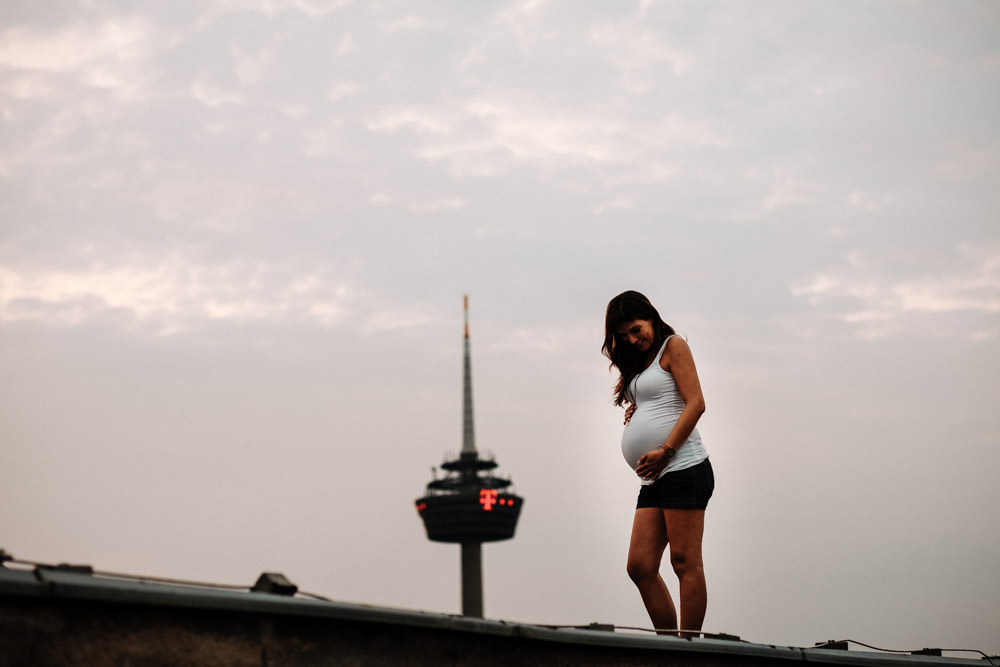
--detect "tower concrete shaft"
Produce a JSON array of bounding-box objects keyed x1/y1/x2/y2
[{"x1": 460, "y1": 542, "x2": 483, "y2": 618}]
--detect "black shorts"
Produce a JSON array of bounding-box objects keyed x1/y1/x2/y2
[{"x1": 636, "y1": 458, "x2": 714, "y2": 510}]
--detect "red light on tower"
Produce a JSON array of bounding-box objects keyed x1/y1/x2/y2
[{"x1": 479, "y1": 488, "x2": 498, "y2": 511}]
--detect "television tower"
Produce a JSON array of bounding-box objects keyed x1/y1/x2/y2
[{"x1": 415, "y1": 296, "x2": 523, "y2": 618}]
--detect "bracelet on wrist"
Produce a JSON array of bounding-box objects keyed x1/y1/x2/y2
[{"x1": 660, "y1": 444, "x2": 676, "y2": 458}]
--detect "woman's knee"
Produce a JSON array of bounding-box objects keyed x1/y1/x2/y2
[
  {"x1": 668, "y1": 549, "x2": 702, "y2": 578},
  {"x1": 626, "y1": 556, "x2": 658, "y2": 584}
]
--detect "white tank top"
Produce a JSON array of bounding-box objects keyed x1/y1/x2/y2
[{"x1": 620, "y1": 335, "x2": 708, "y2": 485}]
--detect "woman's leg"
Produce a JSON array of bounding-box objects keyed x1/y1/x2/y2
[
  {"x1": 626, "y1": 507, "x2": 677, "y2": 633},
  {"x1": 663, "y1": 509, "x2": 707, "y2": 636}
]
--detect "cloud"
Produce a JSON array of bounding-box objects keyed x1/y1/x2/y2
[
  {"x1": 594, "y1": 196, "x2": 632, "y2": 215},
  {"x1": 366, "y1": 106, "x2": 455, "y2": 136},
  {"x1": 232, "y1": 45, "x2": 274, "y2": 85},
  {"x1": 196, "y1": 0, "x2": 353, "y2": 21},
  {"x1": 336, "y1": 34, "x2": 356, "y2": 56},
  {"x1": 0, "y1": 19, "x2": 152, "y2": 96},
  {"x1": 933, "y1": 139, "x2": 1000, "y2": 182},
  {"x1": 381, "y1": 16, "x2": 434, "y2": 34},
  {"x1": 791, "y1": 243, "x2": 1000, "y2": 339},
  {"x1": 409, "y1": 197, "x2": 465, "y2": 213},
  {"x1": 361, "y1": 305, "x2": 435, "y2": 332},
  {"x1": 847, "y1": 190, "x2": 895, "y2": 212},
  {"x1": 588, "y1": 17, "x2": 692, "y2": 92},
  {"x1": 327, "y1": 81, "x2": 360, "y2": 102},
  {"x1": 367, "y1": 95, "x2": 725, "y2": 182},
  {"x1": 0, "y1": 20, "x2": 149, "y2": 73},
  {"x1": 190, "y1": 76, "x2": 245, "y2": 107},
  {"x1": 494, "y1": 0, "x2": 560, "y2": 53},
  {"x1": 757, "y1": 168, "x2": 824, "y2": 211},
  {"x1": 0, "y1": 259, "x2": 359, "y2": 334}
]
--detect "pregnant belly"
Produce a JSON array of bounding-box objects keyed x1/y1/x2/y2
[{"x1": 620, "y1": 409, "x2": 675, "y2": 469}]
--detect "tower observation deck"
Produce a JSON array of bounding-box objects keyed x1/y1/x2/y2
[{"x1": 415, "y1": 296, "x2": 524, "y2": 617}]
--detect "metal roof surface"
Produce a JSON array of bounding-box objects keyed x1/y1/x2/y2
[{"x1": 0, "y1": 565, "x2": 993, "y2": 666}]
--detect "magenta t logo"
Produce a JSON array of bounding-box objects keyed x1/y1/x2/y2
[{"x1": 479, "y1": 489, "x2": 498, "y2": 511}]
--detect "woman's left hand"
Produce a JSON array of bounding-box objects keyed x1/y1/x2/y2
[
  {"x1": 635, "y1": 449, "x2": 668, "y2": 480},
  {"x1": 624, "y1": 403, "x2": 637, "y2": 425}
]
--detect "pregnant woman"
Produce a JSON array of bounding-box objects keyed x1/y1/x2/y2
[{"x1": 602, "y1": 290, "x2": 714, "y2": 636}]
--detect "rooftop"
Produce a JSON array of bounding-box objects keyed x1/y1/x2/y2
[{"x1": 1, "y1": 554, "x2": 995, "y2": 666}]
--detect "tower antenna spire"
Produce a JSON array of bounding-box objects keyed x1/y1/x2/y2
[{"x1": 461, "y1": 295, "x2": 476, "y2": 456}]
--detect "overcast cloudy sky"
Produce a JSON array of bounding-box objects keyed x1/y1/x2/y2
[{"x1": 2, "y1": 0, "x2": 998, "y2": 657}]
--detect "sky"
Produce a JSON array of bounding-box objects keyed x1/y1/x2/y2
[{"x1": 2, "y1": 0, "x2": 999, "y2": 657}]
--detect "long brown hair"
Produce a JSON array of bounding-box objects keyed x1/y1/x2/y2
[{"x1": 602, "y1": 291, "x2": 675, "y2": 407}]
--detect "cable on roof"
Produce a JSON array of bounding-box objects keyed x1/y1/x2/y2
[
  {"x1": 828, "y1": 639, "x2": 997, "y2": 662},
  {"x1": 552, "y1": 625, "x2": 999, "y2": 662},
  {"x1": 1, "y1": 551, "x2": 330, "y2": 602},
  {"x1": 544, "y1": 624, "x2": 743, "y2": 641}
]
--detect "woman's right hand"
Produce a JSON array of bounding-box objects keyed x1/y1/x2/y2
[
  {"x1": 624, "y1": 403, "x2": 637, "y2": 425},
  {"x1": 636, "y1": 448, "x2": 668, "y2": 480}
]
